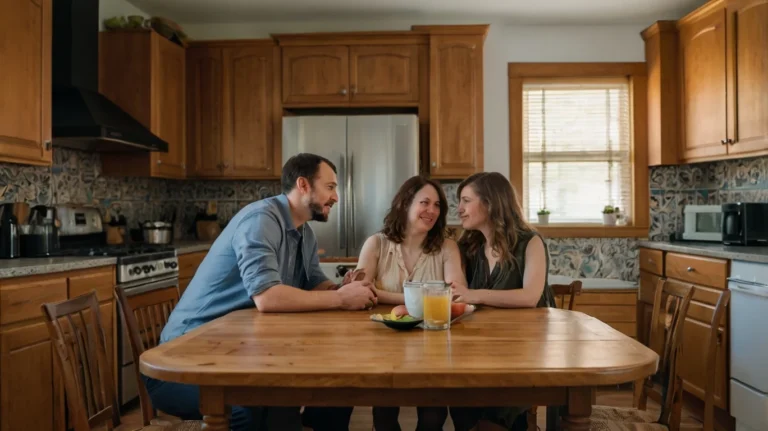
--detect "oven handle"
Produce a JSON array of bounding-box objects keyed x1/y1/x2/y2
[{"x1": 120, "y1": 276, "x2": 179, "y2": 297}]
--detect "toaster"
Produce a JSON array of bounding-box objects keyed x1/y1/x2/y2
[{"x1": 56, "y1": 205, "x2": 103, "y2": 236}]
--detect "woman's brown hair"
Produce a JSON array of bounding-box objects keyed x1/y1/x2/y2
[
  {"x1": 381, "y1": 176, "x2": 448, "y2": 254},
  {"x1": 457, "y1": 172, "x2": 535, "y2": 268}
]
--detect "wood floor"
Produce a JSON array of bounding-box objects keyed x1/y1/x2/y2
[{"x1": 119, "y1": 387, "x2": 704, "y2": 430}]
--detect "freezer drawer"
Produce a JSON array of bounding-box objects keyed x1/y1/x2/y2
[
  {"x1": 729, "y1": 279, "x2": 768, "y2": 393},
  {"x1": 731, "y1": 379, "x2": 768, "y2": 431}
]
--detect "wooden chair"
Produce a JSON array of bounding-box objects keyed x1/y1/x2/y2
[
  {"x1": 527, "y1": 280, "x2": 583, "y2": 430},
  {"x1": 589, "y1": 279, "x2": 730, "y2": 431},
  {"x1": 114, "y1": 284, "x2": 202, "y2": 430},
  {"x1": 41, "y1": 291, "x2": 166, "y2": 430}
]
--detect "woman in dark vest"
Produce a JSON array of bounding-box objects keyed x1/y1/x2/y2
[{"x1": 436, "y1": 172, "x2": 556, "y2": 431}]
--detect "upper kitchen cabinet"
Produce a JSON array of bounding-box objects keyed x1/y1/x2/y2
[
  {"x1": 642, "y1": 21, "x2": 680, "y2": 166},
  {"x1": 726, "y1": 0, "x2": 768, "y2": 155},
  {"x1": 186, "y1": 40, "x2": 281, "y2": 179},
  {"x1": 416, "y1": 25, "x2": 487, "y2": 178},
  {"x1": 663, "y1": 0, "x2": 768, "y2": 164},
  {"x1": 98, "y1": 30, "x2": 187, "y2": 179},
  {"x1": 0, "y1": 0, "x2": 52, "y2": 166},
  {"x1": 276, "y1": 35, "x2": 423, "y2": 107}
]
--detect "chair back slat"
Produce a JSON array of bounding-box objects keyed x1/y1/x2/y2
[
  {"x1": 551, "y1": 280, "x2": 582, "y2": 310},
  {"x1": 114, "y1": 285, "x2": 181, "y2": 426},
  {"x1": 41, "y1": 291, "x2": 120, "y2": 431}
]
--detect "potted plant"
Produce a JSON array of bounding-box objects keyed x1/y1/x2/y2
[
  {"x1": 602, "y1": 205, "x2": 617, "y2": 226},
  {"x1": 537, "y1": 209, "x2": 550, "y2": 224}
]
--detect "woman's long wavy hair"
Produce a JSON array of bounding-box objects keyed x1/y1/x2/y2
[
  {"x1": 457, "y1": 172, "x2": 534, "y2": 269},
  {"x1": 381, "y1": 176, "x2": 448, "y2": 254}
]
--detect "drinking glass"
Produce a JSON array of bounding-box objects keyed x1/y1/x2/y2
[
  {"x1": 403, "y1": 281, "x2": 424, "y2": 318},
  {"x1": 422, "y1": 281, "x2": 451, "y2": 330}
]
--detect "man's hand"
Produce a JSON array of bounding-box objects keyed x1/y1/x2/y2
[{"x1": 336, "y1": 280, "x2": 377, "y2": 310}]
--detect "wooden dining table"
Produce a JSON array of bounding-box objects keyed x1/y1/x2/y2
[{"x1": 140, "y1": 305, "x2": 658, "y2": 430}]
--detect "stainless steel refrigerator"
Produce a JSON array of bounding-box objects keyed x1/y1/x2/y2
[{"x1": 282, "y1": 114, "x2": 419, "y2": 258}]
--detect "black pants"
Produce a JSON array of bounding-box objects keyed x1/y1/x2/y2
[{"x1": 142, "y1": 375, "x2": 353, "y2": 431}]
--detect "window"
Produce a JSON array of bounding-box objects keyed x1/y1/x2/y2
[
  {"x1": 508, "y1": 63, "x2": 649, "y2": 238},
  {"x1": 523, "y1": 78, "x2": 632, "y2": 223}
]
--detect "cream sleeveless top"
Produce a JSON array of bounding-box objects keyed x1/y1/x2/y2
[{"x1": 372, "y1": 233, "x2": 445, "y2": 293}]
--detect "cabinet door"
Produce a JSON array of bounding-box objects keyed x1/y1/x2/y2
[
  {"x1": 223, "y1": 45, "x2": 277, "y2": 178},
  {"x1": 152, "y1": 36, "x2": 187, "y2": 178},
  {"x1": 0, "y1": 322, "x2": 63, "y2": 431},
  {"x1": 679, "y1": 7, "x2": 728, "y2": 160},
  {"x1": 429, "y1": 35, "x2": 483, "y2": 178},
  {"x1": 187, "y1": 47, "x2": 225, "y2": 177},
  {"x1": 282, "y1": 46, "x2": 349, "y2": 104},
  {"x1": 727, "y1": 0, "x2": 768, "y2": 155},
  {"x1": 0, "y1": 0, "x2": 52, "y2": 166},
  {"x1": 349, "y1": 45, "x2": 419, "y2": 104}
]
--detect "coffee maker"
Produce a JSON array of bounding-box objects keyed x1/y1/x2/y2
[
  {"x1": 20, "y1": 205, "x2": 60, "y2": 257},
  {"x1": 0, "y1": 203, "x2": 21, "y2": 259}
]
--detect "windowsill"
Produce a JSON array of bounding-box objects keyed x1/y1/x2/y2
[{"x1": 532, "y1": 224, "x2": 649, "y2": 238}]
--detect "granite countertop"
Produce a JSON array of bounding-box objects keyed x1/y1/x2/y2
[
  {"x1": 172, "y1": 240, "x2": 214, "y2": 255},
  {"x1": 637, "y1": 240, "x2": 768, "y2": 264},
  {"x1": 0, "y1": 256, "x2": 117, "y2": 280}
]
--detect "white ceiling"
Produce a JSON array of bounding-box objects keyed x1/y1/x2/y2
[{"x1": 127, "y1": 0, "x2": 707, "y2": 25}]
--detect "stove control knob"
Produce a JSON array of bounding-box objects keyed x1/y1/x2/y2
[
  {"x1": 164, "y1": 261, "x2": 171, "y2": 269},
  {"x1": 170, "y1": 262, "x2": 178, "y2": 269},
  {"x1": 142, "y1": 265, "x2": 150, "y2": 274},
  {"x1": 132, "y1": 266, "x2": 141, "y2": 275}
]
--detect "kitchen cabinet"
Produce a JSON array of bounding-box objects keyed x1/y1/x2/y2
[
  {"x1": 424, "y1": 31, "x2": 485, "y2": 178},
  {"x1": 281, "y1": 44, "x2": 421, "y2": 105},
  {"x1": 568, "y1": 290, "x2": 638, "y2": 338},
  {"x1": 186, "y1": 41, "x2": 281, "y2": 179},
  {"x1": 637, "y1": 247, "x2": 733, "y2": 429},
  {"x1": 643, "y1": 0, "x2": 767, "y2": 165},
  {"x1": 0, "y1": 266, "x2": 116, "y2": 431},
  {"x1": 98, "y1": 29, "x2": 187, "y2": 179},
  {"x1": 0, "y1": 0, "x2": 52, "y2": 166},
  {"x1": 178, "y1": 251, "x2": 207, "y2": 296}
]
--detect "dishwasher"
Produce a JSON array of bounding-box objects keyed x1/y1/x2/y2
[{"x1": 728, "y1": 260, "x2": 768, "y2": 431}]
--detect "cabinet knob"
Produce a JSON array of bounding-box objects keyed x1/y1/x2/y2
[
  {"x1": 431, "y1": 161, "x2": 437, "y2": 167},
  {"x1": 727, "y1": 138, "x2": 734, "y2": 145},
  {"x1": 648, "y1": 258, "x2": 654, "y2": 264},
  {"x1": 686, "y1": 266, "x2": 694, "y2": 272},
  {"x1": 340, "y1": 88, "x2": 348, "y2": 95},
  {"x1": 721, "y1": 139, "x2": 728, "y2": 145},
  {"x1": 157, "y1": 160, "x2": 162, "y2": 164}
]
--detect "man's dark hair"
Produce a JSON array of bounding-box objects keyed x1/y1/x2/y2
[{"x1": 281, "y1": 153, "x2": 337, "y2": 194}]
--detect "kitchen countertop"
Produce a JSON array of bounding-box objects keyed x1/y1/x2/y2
[
  {"x1": 547, "y1": 274, "x2": 637, "y2": 291},
  {"x1": 638, "y1": 240, "x2": 768, "y2": 264},
  {"x1": 173, "y1": 240, "x2": 214, "y2": 255},
  {"x1": 0, "y1": 256, "x2": 117, "y2": 280}
]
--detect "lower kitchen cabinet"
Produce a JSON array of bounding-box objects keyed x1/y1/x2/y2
[
  {"x1": 569, "y1": 289, "x2": 638, "y2": 338},
  {"x1": 0, "y1": 266, "x2": 116, "y2": 431},
  {"x1": 178, "y1": 251, "x2": 207, "y2": 296},
  {"x1": 637, "y1": 246, "x2": 733, "y2": 430}
]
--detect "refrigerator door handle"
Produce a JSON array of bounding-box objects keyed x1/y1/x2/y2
[
  {"x1": 348, "y1": 152, "x2": 356, "y2": 250},
  {"x1": 339, "y1": 154, "x2": 346, "y2": 250}
]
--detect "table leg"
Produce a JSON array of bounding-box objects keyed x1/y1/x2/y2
[
  {"x1": 200, "y1": 387, "x2": 230, "y2": 431},
  {"x1": 561, "y1": 387, "x2": 592, "y2": 431}
]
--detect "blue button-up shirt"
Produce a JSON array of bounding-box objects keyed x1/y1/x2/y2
[{"x1": 160, "y1": 194, "x2": 329, "y2": 343}]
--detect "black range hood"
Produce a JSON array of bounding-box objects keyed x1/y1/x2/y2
[{"x1": 51, "y1": 0, "x2": 168, "y2": 153}]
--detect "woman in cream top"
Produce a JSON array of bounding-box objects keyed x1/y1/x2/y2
[{"x1": 355, "y1": 176, "x2": 465, "y2": 304}]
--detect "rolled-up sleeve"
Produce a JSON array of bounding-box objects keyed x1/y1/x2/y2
[
  {"x1": 306, "y1": 242, "x2": 330, "y2": 289},
  {"x1": 232, "y1": 213, "x2": 283, "y2": 297}
]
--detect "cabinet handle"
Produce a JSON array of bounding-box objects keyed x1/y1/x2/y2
[
  {"x1": 686, "y1": 266, "x2": 694, "y2": 272},
  {"x1": 431, "y1": 161, "x2": 437, "y2": 167},
  {"x1": 727, "y1": 138, "x2": 734, "y2": 145},
  {"x1": 44, "y1": 140, "x2": 52, "y2": 151},
  {"x1": 648, "y1": 258, "x2": 654, "y2": 264},
  {"x1": 340, "y1": 88, "x2": 348, "y2": 95},
  {"x1": 721, "y1": 139, "x2": 728, "y2": 145},
  {"x1": 157, "y1": 160, "x2": 162, "y2": 164}
]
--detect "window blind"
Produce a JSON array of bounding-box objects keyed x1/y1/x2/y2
[{"x1": 522, "y1": 77, "x2": 633, "y2": 223}]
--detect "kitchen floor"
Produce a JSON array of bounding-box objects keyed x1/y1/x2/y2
[{"x1": 119, "y1": 386, "x2": 704, "y2": 429}]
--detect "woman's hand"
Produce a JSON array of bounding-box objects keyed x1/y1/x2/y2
[
  {"x1": 448, "y1": 279, "x2": 476, "y2": 304},
  {"x1": 341, "y1": 268, "x2": 366, "y2": 287}
]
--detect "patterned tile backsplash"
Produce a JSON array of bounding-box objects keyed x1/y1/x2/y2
[
  {"x1": 9, "y1": 149, "x2": 760, "y2": 282},
  {"x1": 649, "y1": 155, "x2": 768, "y2": 241}
]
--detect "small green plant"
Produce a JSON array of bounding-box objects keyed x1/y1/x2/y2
[
  {"x1": 602, "y1": 205, "x2": 616, "y2": 214},
  {"x1": 537, "y1": 208, "x2": 550, "y2": 215}
]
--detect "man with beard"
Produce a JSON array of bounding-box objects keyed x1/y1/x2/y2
[{"x1": 144, "y1": 153, "x2": 377, "y2": 431}]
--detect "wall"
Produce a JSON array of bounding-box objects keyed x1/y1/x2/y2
[{"x1": 649, "y1": 155, "x2": 768, "y2": 241}]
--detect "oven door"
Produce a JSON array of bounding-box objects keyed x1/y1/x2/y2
[{"x1": 117, "y1": 273, "x2": 179, "y2": 409}]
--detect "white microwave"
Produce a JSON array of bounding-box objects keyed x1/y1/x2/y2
[{"x1": 682, "y1": 205, "x2": 723, "y2": 241}]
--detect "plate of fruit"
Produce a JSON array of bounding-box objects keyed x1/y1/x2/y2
[{"x1": 370, "y1": 306, "x2": 423, "y2": 330}]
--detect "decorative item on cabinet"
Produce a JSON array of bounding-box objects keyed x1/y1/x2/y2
[
  {"x1": 186, "y1": 40, "x2": 281, "y2": 179},
  {"x1": 0, "y1": 0, "x2": 52, "y2": 166},
  {"x1": 98, "y1": 29, "x2": 187, "y2": 179}
]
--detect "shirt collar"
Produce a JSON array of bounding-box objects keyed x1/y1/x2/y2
[{"x1": 275, "y1": 193, "x2": 304, "y2": 234}]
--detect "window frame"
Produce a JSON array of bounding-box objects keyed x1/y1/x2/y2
[{"x1": 508, "y1": 62, "x2": 649, "y2": 238}]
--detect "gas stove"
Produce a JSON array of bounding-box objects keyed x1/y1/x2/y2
[{"x1": 56, "y1": 241, "x2": 179, "y2": 283}]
